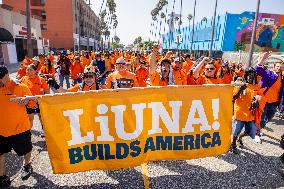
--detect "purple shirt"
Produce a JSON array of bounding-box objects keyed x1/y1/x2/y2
[{"x1": 255, "y1": 65, "x2": 284, "y2": 106}]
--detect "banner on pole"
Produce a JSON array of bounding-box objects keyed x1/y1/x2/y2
[{"x1": 39, "y1": 86, "x2": 233, "y2": 174}]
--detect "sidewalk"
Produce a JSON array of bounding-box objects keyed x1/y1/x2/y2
[{"x1": 6, "y1": 62, "x2": 21, "y2": 73}]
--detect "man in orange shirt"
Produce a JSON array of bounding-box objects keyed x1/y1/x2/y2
[
  {"x1": 70, "y1": 56, "x2": 84, "y2": 85},
  {"x1": 0, "y1": 66, "x2": 35, "y2": 187},
  {"x1": 105, "y1": 57, "x2": 139, "y2": 89},
  {"x1": 182, "y1": 54, "x2": 194, "y2": 74},
  {"x1": 135, "y1": 60, "x2": 149, "y2": 87},
  {"x1": 193, "y1": 57, "x2": 223, "y2": 84},
  {"x1": 22, "y1": 55, "x2": 32, "y2": 67},
  {"x1": 231, "y1": 68, "x2": 260, "y2": 154},
  {"x1": 172, "y1": 58, "x2": 187, "y2": 85},
  {"x1": 255, "y1": 52, "x2": 284, "y2": 130}
]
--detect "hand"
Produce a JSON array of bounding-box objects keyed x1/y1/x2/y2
[
  {"x1": 201, "y1": 57, "x2": 211, "y2": 64},
  {"x1": 47, "y1": 78, "x2": 60, "y2": 90},
  {"x1": 17, "y1": 98, "x2": 28, "y2": 106}
]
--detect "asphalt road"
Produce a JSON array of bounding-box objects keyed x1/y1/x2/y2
[{"x1": 5, "y1": 72, "x2": 284, "y2": 189}]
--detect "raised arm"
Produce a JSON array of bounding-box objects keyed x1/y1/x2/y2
[{"x1": 149, "y1": 45, "x2": 159, "y2": 75}]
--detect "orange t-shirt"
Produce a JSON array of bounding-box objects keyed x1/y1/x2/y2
[
  {"x1": 195, "y1": 75, "x2": 223, "y2": 85},
  {"x1": 17, "y1": 67, "x2": 26, "y2": 79},
  {"x1": 0, "y1": 80, "x2": 35, "y2": 137},
  {"x1": 219, "y1": 73, "x2": 233, "y2": 84},
  {"x1": 70, "y1": 62, "x2": 84, "y2": 79},
  {"x1": 173, "y1": 69, "x2": 187, "y2": 85},
  {"x1": 105, "y1": 71, "x2": 139, "y2": 89},
  {"x1": 234, "y1": 84, "x2": 260, "y2": 121},
  {"x1": 21, "y1": 76, "x2": 49, "y2": 95},
  {"x1": 235, "y1": 68, "x2": 244, "y2": 77},
  {"x1": 80, "y1": 56, "x2": 91, "y2": 68},
  {"x1": 23, "y1": 58, "x2": 32, "y2": 67},
  {"x1": 150, "y1": 71, "x2": 168, "y2": 86},
  {"x1": 47, "y1": 55, "x2": 55, "y2": 63},
  {"x1": 265, "y1": 75, "x2": 282, "y2": 103},
  {"x1": 135, "y1": 67, "x2": 149, "y2": 87},
  {"x1": 67, "y1": 83, "x2": 98, "y2": 92},
  {"x1": 40, "y1": 66, "x2": 56, "y2": 78},
  {"x1": 182, "y1": 61, "x2": 194, "y2": 74},
  {"x1": 187, "y1": 73, "x2": 196, "y2": 85}
]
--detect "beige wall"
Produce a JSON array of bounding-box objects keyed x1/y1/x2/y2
[{"x1": 0, "y1": 7, "x2": 42, "y2": 39}]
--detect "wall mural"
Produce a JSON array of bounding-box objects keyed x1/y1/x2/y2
[{"x1": 235, "y1": 12, "x2": 284, "y2": 52}]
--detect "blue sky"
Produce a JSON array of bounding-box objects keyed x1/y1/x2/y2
[{"x1": 91, "y1": 0, "x2": 284, "y2": 45}]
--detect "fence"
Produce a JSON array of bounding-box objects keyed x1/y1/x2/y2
[{"x1": 222, "y1": 51, "x2": 284, "y2": 68}]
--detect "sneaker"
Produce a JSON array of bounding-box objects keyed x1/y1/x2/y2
[
  {"x1": 230, "y1": 145, "x2": 239, "y2": 155},
  {"x1": 20, "y1": 163, "x2": 33, "y2": 181},
  {"x1": 255, "y1": 135, "x2": 261, "y2": 143},
  {"x1": 238, "y1": 138, "x2": 244, "y2": 147},
  {"x1": 0, "y1": 175, "x2": 11, "y2": 188}
]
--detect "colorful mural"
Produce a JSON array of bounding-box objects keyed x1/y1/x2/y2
[
  {"x1": 236, "y1": 12, "x2": 284, "y2": 52},
  {"x1": 162, "y1": 11, "x2": 284, "y2": 52}
]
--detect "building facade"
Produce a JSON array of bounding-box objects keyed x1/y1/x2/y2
[
  {"x1": 3, "y1": 0, "x2": 101, "y2": 51},
  {"x1": 162, "y1": 11, "x2": 284, "y2": 53},
  {"x1": 0, "y1": 5, "x2": 43, "y2": 64}
]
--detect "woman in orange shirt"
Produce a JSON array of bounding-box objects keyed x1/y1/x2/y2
[
  {"x1": 231, "y1": 68, "x2": 260, "y2": 154},
  {"x1": 21, "y1": 64, "x2": 49, "y2": 130},
  {"x1": 39, "y1": 59, "x2": 56, "y2": 80},
  {"x1": 16, "y1": 63, "x2": 27, "y2": 80}
]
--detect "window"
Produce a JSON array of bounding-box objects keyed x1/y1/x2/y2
[
  {"x1": 41, "y1": 11, "x2": 46, "y2": 20},
  {"x1": 41, "y1": 24, "x2": 47, "y2": 30},
  {"x1": 40, "y1": 0, "x2": 45, "y2": 5}
]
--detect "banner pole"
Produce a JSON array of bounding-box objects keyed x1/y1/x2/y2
[
  {"x1": 141, "y1": 163, "x2": 150, "y2": 189},
  {"x1": 10, "y1": 84, "x2": 242, "y2": 102}
]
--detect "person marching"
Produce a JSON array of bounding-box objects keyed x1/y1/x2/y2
[
  {"x1": 172, "y1": 57, "x2": 187, "y2": 85},
  {"x1": 135, "y1": 60, "x2": 149, "y2": 87},
  {"x1": 105, "y1": 57, "x2": 139, "y2": 89},
  {"x1": 255, "y1": 52, "x2": 284, "y2": 133},
  {"x1": 231, "y1": 67, "x2": 261, "y2": 154},
  {"x1": 20, "y1": 64, "x2": 49, "y2": 133},
  {"x1": 193, "y1": 57, "x2": 223, "y2": 84},
  {"x1": 70, "y1": 56, "x2": 84, "y2": 86},
  {"x1": 149, "y1": 45, "x2": 175, "y2": 86},
  {"x1": 0, "y1": 66, "x2": 35, "y2": 187},
  {"x1": 39, "y1": 59, "x2": 56, "y2": 80}
]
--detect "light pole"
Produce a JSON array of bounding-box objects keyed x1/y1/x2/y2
[
  {"x1": 248, "y1": 0, "x2": 261, "y2": 67},
  {"x1": 190, "y1": 0, "x2": 196, "y2": 54},
  {"x1": 26, "y1": 0, "x2": 33, "y2": 57},
  {"x1": 209, "y1": 0, "x2": 218, "y2": 57}
]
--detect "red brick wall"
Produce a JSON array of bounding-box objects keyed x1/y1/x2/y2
[{"x1": 3, "y1": 0, "x2": 74, "y2": 50}]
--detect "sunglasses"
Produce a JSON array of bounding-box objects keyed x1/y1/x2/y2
[
  {"x1": 84, "y1": 74, "x2": 94, "y2": 78},
  {"x1": 205, "y1": 68, "x2": 215, "y2": 71},
  {"x1": 117, "y1": 63, "x2": 126, "y2": 66}
]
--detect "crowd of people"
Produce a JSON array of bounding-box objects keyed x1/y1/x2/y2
[{"x1": 0, "y1": 46, "x2": 283, "y2": 187}]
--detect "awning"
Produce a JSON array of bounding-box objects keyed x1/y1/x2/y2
[{"x1": 0, "y1": 28, "x2": 14, "y2": 43}]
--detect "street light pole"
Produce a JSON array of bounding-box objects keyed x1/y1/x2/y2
[
  {"x1": 26, "y1": 0, "x2": 33, "y2": 57},
  {"x1": 190, "y1": 0, "x2": 196, "y2": 54},
  {"x1": 248, "y1": 0, "x2": 261, "y2": 67},
  {"x1": 209, "y1": 0, "x2": 218, "y2": 57}
]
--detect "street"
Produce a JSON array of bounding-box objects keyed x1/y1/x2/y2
[{"x1": 6, "y1": 73, "x2": 284, "y2": 189}]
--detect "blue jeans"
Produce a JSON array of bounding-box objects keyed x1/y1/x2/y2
[
  {"x1": 59, "y1": 75, "x2": 70, "y2": 88},
  {"x1": 73, "y1": 78, "x2": 82, "y2": 85},
  {"x1": 260, "y1": 102, "x2": 278, "y2": 129},
  {"x1": 233, "y1": 120, "x2": 257, "y2": 139}
]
